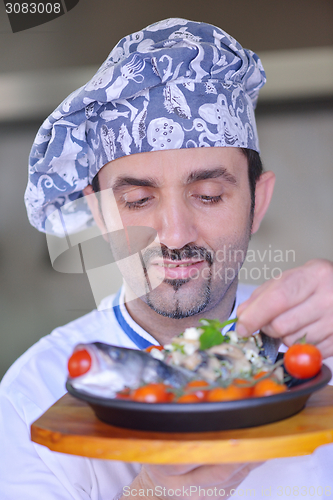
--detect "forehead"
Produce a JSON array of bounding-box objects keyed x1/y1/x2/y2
[{"x1": 98, "y1": 147, "x2": 248, "y2": 187}]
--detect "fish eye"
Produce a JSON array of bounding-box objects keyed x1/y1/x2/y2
[{"x1": 109, "y1": 350, "x2": 122, "y2": 361}]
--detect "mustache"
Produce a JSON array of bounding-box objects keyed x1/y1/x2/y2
[{"x1": 143, "y1": 244, "x2": 214, "y2": 266}]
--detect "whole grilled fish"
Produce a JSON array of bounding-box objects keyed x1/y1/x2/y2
[{"x1": 68, "y1": 342, "x2": 194, "y2": 398}]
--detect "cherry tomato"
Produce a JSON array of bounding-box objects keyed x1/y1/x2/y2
[
  {"x1": 186, "y1": 380, "x2": 209, "y2": 388},
  {"x1": 233, "y1": 378, "x2": 253, "y2": 398},
  {"x1": 253, "y1": 371, "x2": 269, "y2": 381},
  {"x1": 207, "y1": 384, "x2": 248, "y2": 402},
  {"x1": 284, "y1": 343, "x2": 322, "y2": 379},
  {"x1": 115, "y1": 388, "x2": 132, "y2": 400},
  {"x1": 177, "y1": 393, "x2": 202, "y2": 403},
  {"x1": 253, "y1": 378, "x2": 287, "y2": 398},
  {"x1": 67, "y1": 349, "x2": 91, "y2": 378},
  {"x1": 145, "y1": 345, "x2": 164, "y2": 353},
  {"x1": 184, "y1": 380, "x2": 210, "y2": 401},
  {"x1": 131, "y1": 383, "x2": 173, "y2": 403}
]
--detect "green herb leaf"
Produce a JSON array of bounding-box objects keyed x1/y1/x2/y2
[
  {"x1": 198, "y1": 318, "x2": 238, "y2": 350},
  {"x1": 199, "y1": 328, "x2": 224, "y2": 350},
  {"x1": 294, "y1": 334, "x2": 307, "y2": 345},
  {"x1": 171, "y1": 343, "x2": 186, "y2": 354}
]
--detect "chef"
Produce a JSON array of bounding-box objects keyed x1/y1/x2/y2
[{"x1": 1, "y1": 18, "x2": 333, "y2": 500}]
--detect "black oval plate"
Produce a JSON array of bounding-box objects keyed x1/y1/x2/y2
[{"x1": 66, "y1": 364, "x2": 331, "y2": 433}]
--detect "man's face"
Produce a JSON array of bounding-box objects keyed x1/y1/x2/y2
[{"x1": 97, "y1": 147, "x2": 252, "y2": 318}]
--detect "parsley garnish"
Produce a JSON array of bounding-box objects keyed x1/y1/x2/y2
[{"x1": 198, "y1": 318, "x2": 238, "y2": 350}]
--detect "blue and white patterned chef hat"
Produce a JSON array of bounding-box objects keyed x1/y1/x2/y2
[{"x1": 25, "y1": 18, "x2": 266, "y2": 235}]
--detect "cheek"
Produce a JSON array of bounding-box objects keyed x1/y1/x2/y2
[
  {"x1": 225, "y1": 190, "x2": 252, "y2": 231},
  {"x1": 116, "y1": 211, "x2": 155, "y2": 233},
  {"x1": 199, "y1": 200, "x2": 252, "y2": 245}
]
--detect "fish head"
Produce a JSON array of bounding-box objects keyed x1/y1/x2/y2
[{"x1": 68, "y1": 343, "x2": 146, "y2": 397}]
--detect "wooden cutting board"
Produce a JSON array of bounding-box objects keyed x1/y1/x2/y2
[{"x1": 30, "y1": 386, "x2": 333, "y2": 463}]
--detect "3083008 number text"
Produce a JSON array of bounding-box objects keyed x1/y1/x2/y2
[{"x1": 5, "y1": 2, "x2": 61, "y2": 14}]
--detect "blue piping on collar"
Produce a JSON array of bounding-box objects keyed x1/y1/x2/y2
[
  {"x1": 113, "y1": 290, "x2": 236, "y2": 349},
  {"x1": 112, "y1": 290, "x2": 152, "y2": 350}
]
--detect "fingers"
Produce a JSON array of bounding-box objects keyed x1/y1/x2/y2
[
  {"x1": 236, "y1": 267, "x2": 316, "y2": 337},
  {"x1": 315, "y1": 336, "x2": 333, "y2": 358},
  {"x1": 236, "y1": 260, "x2": 333, "y2": 339},
  {"x1": 259, "y1": 290, "x2": 329, "y2": 338},
  {"x1": 237, "y1": 279, "x2": 272, "y2": 316},
  {"x1": 273, "y1": 318, "x2": 333, "y2": 357}
]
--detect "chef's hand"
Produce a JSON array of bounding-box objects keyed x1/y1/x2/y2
[
  {"x1": 120, "y1": 462, "x2": 262, "y2": 500},
  {"x1": 236, "y1": 259, "x2": 333, "y2": 357}
]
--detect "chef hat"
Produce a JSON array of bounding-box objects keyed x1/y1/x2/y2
[{"x1": 25, "y1": 18, "x2": 266, "y2": 235}]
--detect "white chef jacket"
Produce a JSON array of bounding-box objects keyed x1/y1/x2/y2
[{"x1": 0, "y1": 283, "x2": 333, "y2": 500}]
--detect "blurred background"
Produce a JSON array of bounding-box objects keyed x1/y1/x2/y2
[{"x1": 0, "y1": 0, "x2": 332, "y2": 379}]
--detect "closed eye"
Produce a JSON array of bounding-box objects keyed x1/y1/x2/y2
[
  {"x1": 124, "y1": 197, "x2": 152, "y2": 210},
  {"x1": 194, "y1": 195, "x2": 222, "y2": 205}
]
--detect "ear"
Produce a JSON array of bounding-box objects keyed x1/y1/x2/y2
[
  {"x1": 83, "y1": 184, "x2": 107, "y2": 235},
  {"x1": 251, "y1": 171, "x2": 276, "y2": 234}
]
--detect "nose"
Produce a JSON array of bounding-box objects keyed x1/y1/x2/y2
[{"x1": 156, "y1": 196, "x2": 198, "y2": 250}]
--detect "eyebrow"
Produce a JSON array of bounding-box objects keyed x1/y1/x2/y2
[
  {"x1": 111, "y1": 176, "x2": 159, "y2": 192},
  {"x1": 111, "y1": 166, "x2": 237, "y2": 192},
  {"x1": 185, "y1": 167, "x2": 237, "y2": 185}
]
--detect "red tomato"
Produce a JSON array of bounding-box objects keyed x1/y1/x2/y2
[
  {"x1": 184, "y1": 380, "x2": 210, "y2": 401},
  {"x1": 284, "y1": 343, "x2": 322, "y2": 379},
  {"x1": 207, "y1": 384, "x2": 248, "y2": 402},
  {"x1": 145, "y1": 345, "x2": 164, "y2": 353},
  {"x1": 186, "y1": 380, "x2": 209, "y2": 388},
  {"x1": 253, "y1": 371, "x2": 269, "y2": 381},
  {"x1": 131, "y1": 383, "x2": 173, "y2": 403},
  {"x1": 115, "y1": 388, "x2": 132, "y2": 400},
  {"x1": 233, "y1": 378, "x2": 253, "y2": 398},
  {"x1": 253, "y1": 379, "x2": 287, "y2": 398},
  {"x1": 177, "y1": 393, "x2": 202, "y2": 403},
  {"x1": 67, "y1": 349, "x2": 91, "y2": 378}
]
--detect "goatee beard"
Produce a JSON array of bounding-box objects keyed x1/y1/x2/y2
[{"x1": 144, "y1": 244, "x2": 214, "y2": 318}]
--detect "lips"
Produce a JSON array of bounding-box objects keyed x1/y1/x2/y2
[{"x1": 150, "y1": 259, "x2": 206, "y2": 279}]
